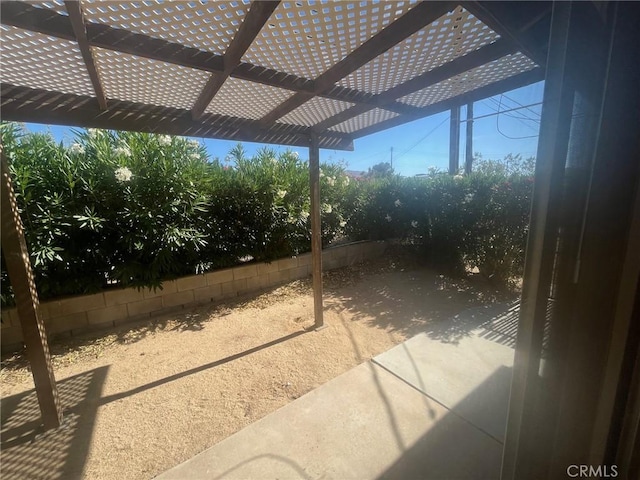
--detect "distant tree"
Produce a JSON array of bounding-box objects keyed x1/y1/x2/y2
[{"x1": 366, "y1": 162, "x2": 394, "y2": 178}]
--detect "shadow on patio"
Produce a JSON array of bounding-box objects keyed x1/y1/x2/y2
[
  {"x1": 1, "y1": 366, "x2": 108, "y2": 479},
  {"x1": 156, "y1": 302, "x2": 517, "y2": 479},
  {"x1": 324, "y1": 261, "x2": 520, "y2": 344},
  {"x1": 377, "y1": 366, "x2": 512, "y2": 479}
]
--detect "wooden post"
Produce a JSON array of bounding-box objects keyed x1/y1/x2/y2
[
  {"x1": 465, "y1": 102, "x2": 474, "y2": 174},
  {"x1": 309, "y1": 133, "x2": 324, "y2": 329},
  {"x1": 1, "y1": 152, "x2": 62, "y2": 430},
  {"x1": 449, "y1": 106, "x2": 461, "y2": 175}
]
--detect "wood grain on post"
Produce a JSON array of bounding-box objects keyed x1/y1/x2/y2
[
  {"x1": 309, "y1": 133, "x2": 324, "y2": 329},
  {"x1": 1, "y1": 151, "x2": 62, "y2": 430}
]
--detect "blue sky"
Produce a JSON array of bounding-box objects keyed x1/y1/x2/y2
[{"x1": 25, "y1": 81, "x2": 543, "y2": 177}]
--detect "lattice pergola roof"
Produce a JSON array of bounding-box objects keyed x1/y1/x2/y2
[{"x1": 0, "y1": 1, "x2": 551, "y2": 150}]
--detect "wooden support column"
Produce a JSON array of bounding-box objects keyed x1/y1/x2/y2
[
  {"x1": 309, "y1": 133, "x2": 324, "y2": 329},
  {"x1": 449, "y1": 106, "x2": 461, "y2": 175},
  {"x1": 465, "y1": 102, "x2": 474, "y2": 174},
  {"x1": 1, "y1": 152, "x2": 62, "y2": 430}
]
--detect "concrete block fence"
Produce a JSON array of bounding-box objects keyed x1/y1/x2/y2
[{"x1": 1, "y1": 241, "x2": 386, "y2": 352}]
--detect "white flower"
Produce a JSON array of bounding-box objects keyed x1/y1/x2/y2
[
  {"x1": 394, "y1": 199, "x2": 402, "y2": 207},
  {"x1": 319, "y1": 169, "x2": 325, "y2": 178},
  {"x1": 70, "y1": 143, "x2": 84, "y2": 155},
  {"x1": 87, "y1": 128, "x2": 99, "y2": 138},
  {"x1": 327, "y1": 177, "x2": 336, "y2": 187},
  {"x1": 158, "y1": 135, "x2": 171, "y2": 146},
  {"x1": 321, "y1": 203, "x2": 332, "y2": 214},
  {"x1": 276, "y1": 189, "x2": 287, "y2": 199},
  {"x1": 343, "y1": 176, "x2": 350, "y2": 186},
  {"x1": 464, "y1": 193, "x2": 475, "y2": 203},
  {"x1": 385, "y1": 214, "x2": 392, "y2": 222},
  {"x1": 269, "y1": 157, "x2": 277, "y2": 165},
  {"x1": 454, "y1": 174, "x2": 464, "y2": 181},
  {"x1": 293, "y1": 151, "x2": 299, "y2": 159},
  {"x1": 114, "y1": 145, "x2": 132, "y2": 157},
  {"x1": 411, "y1": 220, "x2": 418, "y2": 228},
  {"x1": 115, "y1": 166, "x2": 133, "y2": 182},
  {"x1": 300, "y1": 211, "x2": 310, "y2": 221},
  {"x1": 188, "y1": 139, "x2": 200, "y2": 148},
  {"x1": 339, "y1": 220, "x2": 347, "y2": 228},
  {"x1": 189, "y1": 153, "x2": 200, "y2": 160}
]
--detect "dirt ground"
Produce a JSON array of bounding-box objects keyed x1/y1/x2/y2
[{"x1": 0, "y1": 249, "x2": 515, "y2": 480}]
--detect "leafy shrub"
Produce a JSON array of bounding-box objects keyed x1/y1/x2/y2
[
  {"x1": 1, "y1": 122, "x2": 532, "y2": 305},
  {"x1": 0, "y1": 124, "x2": 354, "y2": 304},
  {"x1": 343, "y1": 158, "x2": 533, "y2": 283}
]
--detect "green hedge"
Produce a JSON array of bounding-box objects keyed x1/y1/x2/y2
[
  {"x1": 1, "y1": 123, "x2": 533, "y2": 305},
  {"x1": 342, "y1": 168, "x2": 533, "y2": 282}
]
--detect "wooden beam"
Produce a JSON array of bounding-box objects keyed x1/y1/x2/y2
[
  {"x1": 449, "y1": 106, "x2": 461, "y2": 174},
  {"x1": 312, "y1": 38, "x2": 516, "y2": 132},
  {"x1": 465, "y1": 102, "x2": 474, "y2": 174},
  {"x1": 462, "y1": 1, "x2": 550, "y2": 67},
  {"x1": 309, "y1": 132, "x2": 323, "y2": 329},
  {"x1": 1, "y1": 1, "x2": 417, "y2": 121},
  {"x1": 1, "y1": 83, "x2": 355, "y2": 151},
  {"x1": 1, "y1": 152, "x2": 62, "y2": 431},
  {"x1": 64, "y1": 1, "x2": 107, "y2": 110},
  {"x1": 191, "y1": 1, "x2": 279, "y2": 119},
  {"x1": 258, "y1": 1, "x2": 457, "y2": 126},
  {"x1": 0, "y1": 1, "x2": 224, "y2": 70},
  {"x1": 350, "y1": 67, "x2": 545, "y2": 139}
]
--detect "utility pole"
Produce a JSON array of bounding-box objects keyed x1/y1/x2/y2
[
  {"x1": 465, "y1": 102, "x2": 474, "y2": 174},
  {"x1": 449, "y1": 106, "x2": 461, "y2": 175}
]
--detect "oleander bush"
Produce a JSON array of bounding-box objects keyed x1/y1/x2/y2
[
  {"x1": 0, "y1": 123, "x2": 354, "y2": 304},
  {"x1": 0, "y1": 122, "x2": 533, "y2": 306},
  {"x1": 342, "y1": 155, "x2": 534, "y2": 283}
]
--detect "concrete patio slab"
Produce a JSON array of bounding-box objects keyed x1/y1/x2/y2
[
  {"x1": 372, "y1": 329, "x2": 514, "y2": 442},
  {"x1": 157, "y1": 361, "x2": 502, "y2": 480}
]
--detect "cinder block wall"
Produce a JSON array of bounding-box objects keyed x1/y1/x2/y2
[{"x1": 1, "y1": 241, "x2": 386, "y2": 352}]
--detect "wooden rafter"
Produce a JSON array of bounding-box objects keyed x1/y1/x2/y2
[
  {"x1": 350, "y1": 67, "x2": 545, "y2": 139},
  {"x1": 0, "y1": 1, "x2": 414, "y2": 118},
  {"x1": 63, "y1": 0, "x2": 107, "y2": 110},
  {"x1": 312, "y1": 38, "x2": 517, "y2": 132},
  {"x1": 191, "y1": 1, "x2": 279, "y2": 120},
  {"x1": 461, "y1": 1, "x2": 551, "y2": 67},
  {"x1": 0, "y1": 83, "x2": 355, "y2": 151},
  {"x1": 257, "y1": 1, "x2": 458, "y2": 127}
]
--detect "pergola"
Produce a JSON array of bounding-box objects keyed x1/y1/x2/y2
[{"x1": 1, "y1": 0, "x2": 552, "y2": 437}]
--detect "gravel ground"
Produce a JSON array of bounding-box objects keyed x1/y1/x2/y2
[{"x1": 1, "y1": 250, "x2": 515, "y2": 480}]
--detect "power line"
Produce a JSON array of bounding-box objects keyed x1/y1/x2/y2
[
  {"x1": 484, "y1": 99, "x2": 541, "y2": 123},
  {"x1": 499, "y1": 92, "x2": 542, "y2": 118},
  {"x1": 353, "y1": 149, "x2": 388, "y2": 165},
  {"x1": 485, "y1": 98, "x2": 541, "y2": 125},
  {"x1": 394, "y1": 115, "x2": 450, "y2": 161},
  {"x1": 469, "y1": 101, "x2": 543, "y2": 124},
  {"x1": 495, "y1": 95, "x2": 540, "y2": 140}
]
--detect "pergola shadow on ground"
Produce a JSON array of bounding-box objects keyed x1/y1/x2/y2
[
  {"x1": 377, "y1": 366, "x2": 513, "y2": 479},
  {"x1": 1, "y1": 367, "x2": 108, "y2": 479},
  {"x1": 0, "y1": 329, "x2": 309, "y2": 479},
  {"x1": 156, "y1": 314, "x2": 515, "y2": 479},
  {"x1": 324, "y1": 263, "x2": 520, "y2": 344}
]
